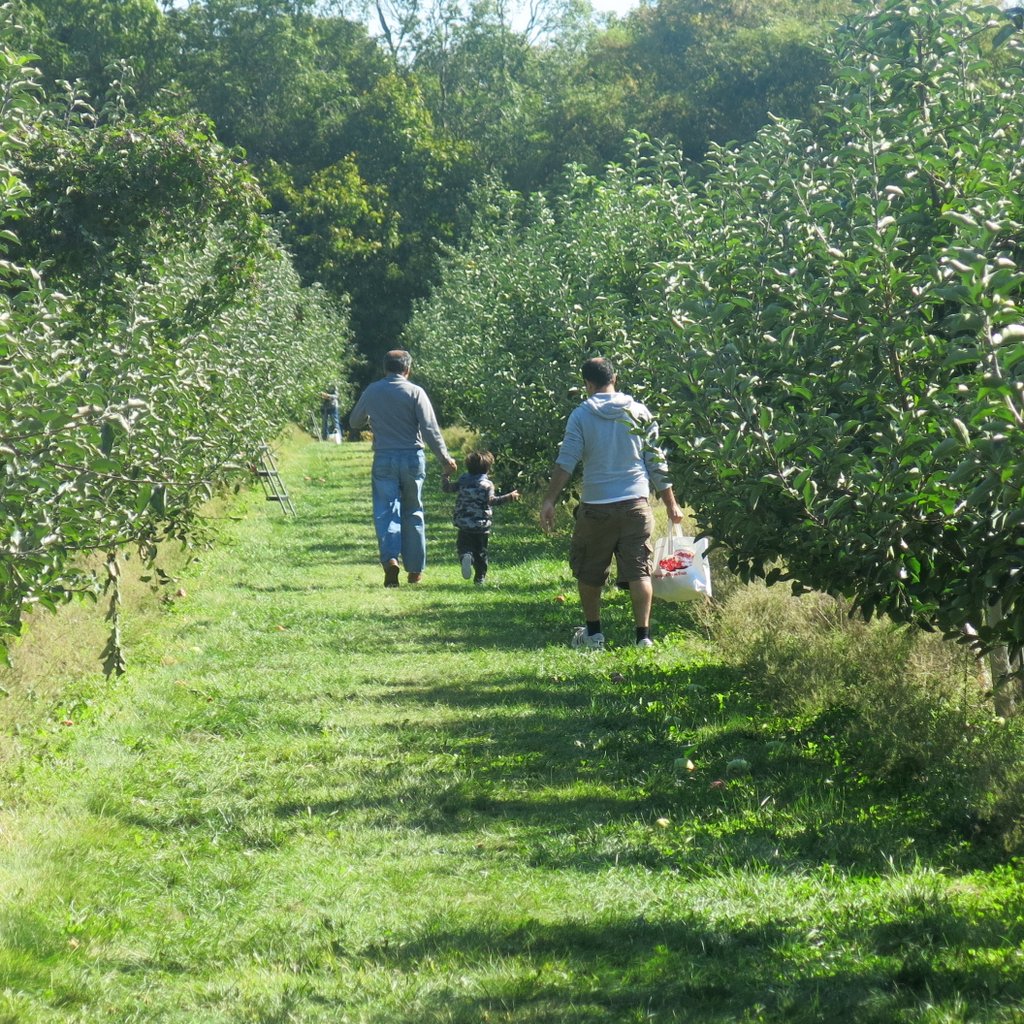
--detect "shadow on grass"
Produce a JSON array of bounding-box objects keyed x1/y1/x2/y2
[
  {"x1": 268, "y1": 653, "x2": 1010, "y2": 876},
  {"x1": 270, "y1": 520, "x2": 564, "y2": 579},
  {"x1": 309, "y1": 589, "x2": 581, "y2": 652},
  {"x1": 348, "y1": 906, "x2": 1024, "y2": 1024},
  {"x1": 232, "y1": 581, "x2": 322, "y2": 595}
]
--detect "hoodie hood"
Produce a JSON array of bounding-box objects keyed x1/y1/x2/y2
[{"x1": 583, "y1": 392, "x2": 636, "y2": 420}]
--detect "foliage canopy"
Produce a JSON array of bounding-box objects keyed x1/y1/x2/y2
[
  {"x1": 0, "y1": 42, "x2": 353, "y2": 665},
  {"x1": 409, "y1": 0, "x2": 1024, "y2": 687}
]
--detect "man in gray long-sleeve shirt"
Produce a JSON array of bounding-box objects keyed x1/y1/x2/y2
[
  {"x1": 540, "y1": 357, "x2": 683, "y2": 649},
  {"x1": 349, "y1": 350, "x2": 457, "y2": 587}
]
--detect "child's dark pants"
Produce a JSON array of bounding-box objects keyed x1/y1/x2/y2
[{"x1": 457, "y1": 528, "x2": 489, "y2": 581}]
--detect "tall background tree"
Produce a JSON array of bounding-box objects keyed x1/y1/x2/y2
[{"x1": 10, "y1": 0, "x2": 855, "y2": 372}]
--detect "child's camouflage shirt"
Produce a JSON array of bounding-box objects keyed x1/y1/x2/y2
[{"x1": 442, "y1": 472, "x2": 516, "y2": 532}]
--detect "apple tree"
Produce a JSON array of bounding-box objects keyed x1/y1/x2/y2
[{"x1": 651, "y1": 0, "x2": 1024, "y2": 711}]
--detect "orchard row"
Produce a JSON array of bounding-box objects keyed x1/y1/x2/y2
[
  {"x1": 409, "y1": 0, "x2": 1024, "y2": 689},
  {"x1": 0, "y1": 49, "x2": 353, "y2": 666}
]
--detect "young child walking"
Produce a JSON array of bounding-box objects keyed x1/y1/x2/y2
[{"x1": 442, "y1": 450, "x2": 520, "y2": 584}]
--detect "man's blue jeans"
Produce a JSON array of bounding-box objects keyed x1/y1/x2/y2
[
  {"x1": 371, "y1": 450, "x2": 426, "y2": 572},
  {"x1": 321, "y1": 406, "x2": 340, "y2": 439}
]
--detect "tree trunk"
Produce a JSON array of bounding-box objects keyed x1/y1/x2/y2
[{"x1": 986, "y1": 600, "x2": 1023, "y2": 718}]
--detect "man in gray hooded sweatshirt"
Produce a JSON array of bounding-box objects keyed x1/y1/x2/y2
[{"x1": 540, "y1": 357, "x2": 683, "y2": 649}]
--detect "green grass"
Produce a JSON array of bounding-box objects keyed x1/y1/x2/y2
[{"x1": 1, "y1": 434, "x2": 1023, "y2": 1023}]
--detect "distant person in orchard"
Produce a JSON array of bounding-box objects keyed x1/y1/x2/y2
[
  {"x1": 540, "y1": 356, "x2": 683, "y2": 649},
  {"x1": 349, "y1": 349, "x2": 458, "y2": 588},
  {"x1": 442, "y1": 450, "x2": 520, "y2": 585},
  {"x1": 320, "y1": 382, "x2": 341, "y2": 441}
]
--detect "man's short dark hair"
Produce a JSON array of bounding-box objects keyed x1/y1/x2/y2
[
  {"x1": 384, "y1": 349, "x2": 412, "y2": 374},
  {"x1": 582, "y1": 357, "x2": 615, "y2": 388}
]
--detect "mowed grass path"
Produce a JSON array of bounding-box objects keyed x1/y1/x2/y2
[{"x1": 2, "y1": 434, "x2": 1023, "y2": 1023}]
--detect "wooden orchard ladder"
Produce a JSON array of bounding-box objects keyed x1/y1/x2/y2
[{"x1": 256, "y1": 444, "x2": 296, "y2": 516}]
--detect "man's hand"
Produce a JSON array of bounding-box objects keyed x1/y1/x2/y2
[
  {"x1": 540, "y1": 466, "x2": 571, "y2": 532},
  {"x1": 660, "y1": 487, "x2": 684, "y2": 525},
  {"x1": 444, "y1": 458, "x2": 458, "y2": 475},
  {"x1": 540, "y1": 499, "x2": 556, "y2": 532}
]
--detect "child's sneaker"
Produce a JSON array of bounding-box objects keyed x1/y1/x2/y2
[
  {"x1": 571, "y1": 627, "x2": 605, "y2": 651},
  {"x1": 461, "y1": 553, "x2": 473, "y2": 579},
  {"x1": 635, "y1": 637, "x2": 654, "y2": 649}
]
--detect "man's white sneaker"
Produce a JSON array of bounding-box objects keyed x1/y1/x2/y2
[
  {"x1": 635, "y1": 637, "x2": 654, "y2": 649},
  {"x1": 571, "y1": 627, "x2": 605, "y2": 651},
  {"x1": 461, "y1": 553, "x2": 473, "y2": 580}
]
